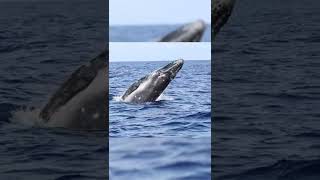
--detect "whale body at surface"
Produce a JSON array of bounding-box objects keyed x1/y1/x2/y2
[{"x1": 121, "y1": 59, "x2": 184, "y2": 103}]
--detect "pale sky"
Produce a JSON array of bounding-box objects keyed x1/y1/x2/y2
[
  {"x1": 109, "y1": 0, "x2": 211, "y2": 25},
  {"x1": 109, "y1": 42, "x2": 211, "y2": 62}
]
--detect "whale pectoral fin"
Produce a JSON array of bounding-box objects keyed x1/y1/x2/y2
[
  {"x1": 121, "y1": 75, "x2": 149, "y2": 100},
  {"x1": 39, "y1": 49, "x2": 108, "y2": 121}
]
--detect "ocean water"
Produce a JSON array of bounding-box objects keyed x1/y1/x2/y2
[
  {"x1": 0, "y1": 1, "x2": 107, "y2": 179},
  {"x1": 109, "y1": 60, "x2": 211, "y2": 138},
  {"x1": 110, "y1": 25, "x2": 211, "y2": 42},
  {"x1": 110, "y1": 138, "x2": 211, "y2": 180},
  {"x1": 213, "y1": 0, "x2": 320, "y2": 179}
]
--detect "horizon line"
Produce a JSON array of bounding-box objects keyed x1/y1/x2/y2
[
  {"x1": 110, "y1": 22, "x2": 212, "y2": 27},
  {"x1": 110, "y1": 59, "x2": 211, "y2": 63}
]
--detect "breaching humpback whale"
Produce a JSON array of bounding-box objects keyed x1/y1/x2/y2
[
  {"x1": 39, "y1": 5, "x2": 234, "y2": 130},
  {"x1": 159, "y1": 20, "x2": 206, "y2": 42},
  {"x1": 213, "y1": 0, "x2": 236, "y2": 38},
  {"x1": 121, "y1": 59, "x2": 184, "y2": 103}
]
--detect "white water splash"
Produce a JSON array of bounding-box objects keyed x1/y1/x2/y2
[
  {"x1": 9, "y1": 107, "x2": 45, "y2": 127},
  {"x1": 113, "y1": 96, "x2": 124, "y2": 102},
  {"x1": 156, "y1": 94, "x2": 174, "y2": 101},
  {"x1": 114, "y1": 93, "x2": 174, "y2": 103}
]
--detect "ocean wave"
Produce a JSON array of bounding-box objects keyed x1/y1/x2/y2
[
  {"x1": 220, "y1": 159, "x2": 320, "y2": 180},
  {"x1": 110, "y1": 138, "x2": 211, "y2": 180}
]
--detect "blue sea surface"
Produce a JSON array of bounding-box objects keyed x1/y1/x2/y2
[
  {"x1": 109, "y1": 138, "x2": 211, "y2": 180},
  {"x1": 110, "y1": 25, "x2": 211, "y2": 42},
  {"x1": 0, "y1": 124, "x2": 107, "y2": 180},
  {"x1": 109, "y1": 60, "x2": 211, "y2": 138}
]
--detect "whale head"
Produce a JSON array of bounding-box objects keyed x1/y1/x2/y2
[
  {"x1": 159, "y1": 20, "x2": 206, "y2": 42},
  {"x1": 213, "y1": 0, "x2": 236, "y2": 38},
  {"x1": 121, "y1": 59, "x2": 184, "y2": 103}
]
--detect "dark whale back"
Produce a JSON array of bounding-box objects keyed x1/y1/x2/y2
[{"x1": 121, "y1": 75, "x2": 149, "y2": 100}]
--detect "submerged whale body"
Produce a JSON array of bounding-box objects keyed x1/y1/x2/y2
[
  {"x1": 39, "y1": 50, "x2": 108, "y2": 130},
  {"x1": 159, "y1": 20, "x2": 206, "y2": 42},
  {"x1": 121, "y1": 59, "x2": 184, "y2": 103}
]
